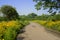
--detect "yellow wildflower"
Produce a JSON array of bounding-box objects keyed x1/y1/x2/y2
[{"x1": 46, "y1": 21, "x2": 55, "y2": 26}]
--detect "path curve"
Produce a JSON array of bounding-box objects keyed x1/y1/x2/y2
[{"x1": 17, "y1": 22, "x2": 60, "y2": 40}]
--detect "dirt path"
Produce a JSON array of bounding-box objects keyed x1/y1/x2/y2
[{"x1": 17, "y1": 22, "x2": 60, "y2": 40}]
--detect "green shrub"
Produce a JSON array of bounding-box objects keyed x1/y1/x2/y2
[{"x1": 4, "y1": 27, "x2": 17, "y2": 40}]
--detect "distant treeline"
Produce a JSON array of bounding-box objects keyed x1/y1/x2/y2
[
  {"x1": 19, "y1": 13, "x2": 60, "y2": 21},
  {"x1": 0, "y1": 12, "x2": 60, "y2": 21}
]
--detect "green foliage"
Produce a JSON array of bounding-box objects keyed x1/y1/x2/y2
[
  {"x1": 46, "y1": 22, "x2": 60, "y2": 32},
  {"x1": 28, "y1": 13, "x2": 37, "y2": 18},
  {"x1": 19, "y1": 15, "x2": 28, "y2": 21},
  {"x1": 0, "y1": 5, "x2": 19, "y2": 20},
  {"x1": 4, "y1": 27, "x2": 17, "y2": 40},
  {"x1": 0, "y1": 17, "x2": 7, "y2": 21},
  {"x1": 19, "y1": 21, "x2": 29, "y2": 29},
  {"x1": 33, "y1": 0, "x2": 60, "y2": 13},
  {"x1": 54, "y1": 14, "x2": 60, "y2": 20},
  {"x1": 19, "y1": 13, "x2": 37, "y2": 21}
]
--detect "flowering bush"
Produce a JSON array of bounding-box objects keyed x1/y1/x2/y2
[
  {"x1": 0, "y1": 20, "x2": 29, "y2": 40},
  {"x1": 46, "y1": 21, "x2": 55, "y2": 27}
]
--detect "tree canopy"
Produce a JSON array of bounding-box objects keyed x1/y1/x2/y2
[
  {"x1": 28, "y1": 13, "x2": 37, "y2": 18},
  {"x1": 33, "y1": 0, "x2": 60, "y2": 13},
  {"x1": 0, "y1": 5, "x2": 19, "y2": 20}
]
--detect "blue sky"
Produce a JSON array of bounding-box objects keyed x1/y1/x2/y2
[{"x1": 0, "y1": 0, "x2": 48, "y2": 15}]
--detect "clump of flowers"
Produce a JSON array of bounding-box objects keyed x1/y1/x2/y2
[
  {"x1": 46, "y1": 21, "x2": 55, "y2": 27},
  {"x1": 0, "y1": 20, "x2": 29, "y2": 40},
  {"x1": 0, "y1": 20, "x2": 21, "y2": 40}
]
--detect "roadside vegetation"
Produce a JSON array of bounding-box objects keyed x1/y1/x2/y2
[{"x1": 0, "y1": 5, "x2": 29, "y2": 40}]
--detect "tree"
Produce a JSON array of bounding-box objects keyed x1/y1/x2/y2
[
  {"x1": 33, "y1": 0, "x2": 60, "y2": 13},
  {"x1": 0, "y1": 5, "x2": 19, "y2": 20},
  {"x1": 28, "y1": 13, "x2": 37, "y2": 19}
]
